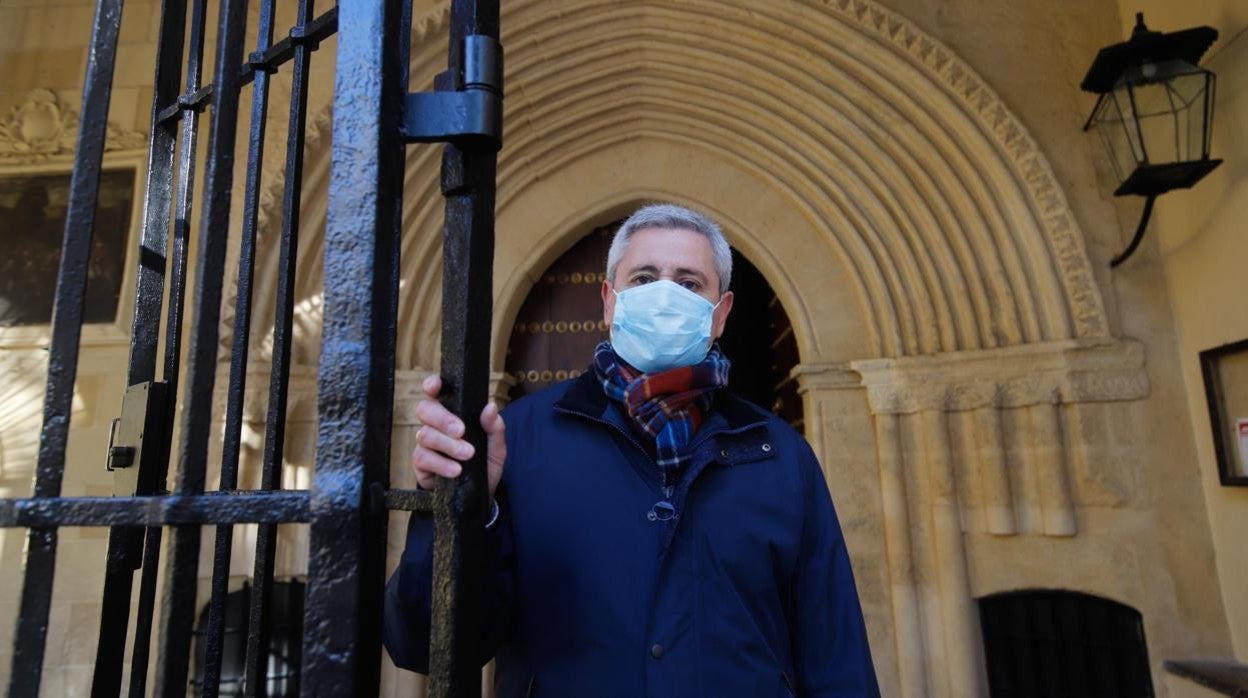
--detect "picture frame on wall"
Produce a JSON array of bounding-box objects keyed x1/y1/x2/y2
[
  {"x1": 0, "y1": 168, "x2": 136, "y2": 328},
  {"x1": 0, "y1": 157, "x2": 145, "y2": 350},
  {"x1": 0, "y1": 88, "x2": 148, "y2": 348},
  {"x1": 1200, "y1": 338, "x2": 1248, "y2": 487}
]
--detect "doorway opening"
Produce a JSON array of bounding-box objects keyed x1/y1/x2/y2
[{"x1": 979, "y1": 590, "x2": 1155, "y2": 697}]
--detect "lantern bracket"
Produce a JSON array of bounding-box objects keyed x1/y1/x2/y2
[{"x1": 1109, "y1": 195, "x2": 1156, "y2": 268}]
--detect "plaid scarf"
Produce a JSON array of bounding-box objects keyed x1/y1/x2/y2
[{"x1": 592, "y1": 341, "x2": 731, "y2": 490}]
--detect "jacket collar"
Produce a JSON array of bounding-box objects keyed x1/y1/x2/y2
[{"x1": 554, "y1": 369, "x2": 769, "y2": 439}]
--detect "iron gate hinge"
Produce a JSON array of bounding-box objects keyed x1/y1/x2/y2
[
  {"x1": 106, "y1": 381, "x2": 169, "y2": 497},
  {"x1": 401, "y1": 35, "x2": 502, "y2": 147}
]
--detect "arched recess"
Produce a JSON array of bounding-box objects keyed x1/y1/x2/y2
[
  {"x1": 227, "y1": 0, "x2": 1113, "y2": 373},
  {"x1": 978, "y1": 590, "x2": 1154, "y2": 697}
]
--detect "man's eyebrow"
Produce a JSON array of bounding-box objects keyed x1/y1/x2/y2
[
  {"x1": 624, "y1": 264, "x2": 660, "y2": 276},
  {"x1": 674, "y1": 267, "x2": 709, "y2": 282},
  {"x1": 622, "y1": 264, "x2": 709, "y2": 283}
]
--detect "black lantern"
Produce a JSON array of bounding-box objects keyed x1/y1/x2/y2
[{"x1": 1080, "y1": 13, "x2": 1221, "y2": 266}]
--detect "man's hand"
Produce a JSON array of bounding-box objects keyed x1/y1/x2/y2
[{"x1": 411, "y1": 375, "x2": 506, "y2": 500}]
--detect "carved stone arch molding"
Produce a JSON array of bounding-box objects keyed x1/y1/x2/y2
[{"x1": 227, "y1": 0, "x2": 1115, "y2": 371}]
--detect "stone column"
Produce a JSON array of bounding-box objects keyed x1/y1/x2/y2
[
  {"x1": 919, "y1": 409, "x2": 988, "y2": 697},
  {"x1": 970, "y1": 406, "x2": 1016, "y2": 535},
  {"x1": 872, "y1": 412, "x2": 928, "y2": 698},
  {"x1": 795, "y1": 364, "x2": 899, "y2": 698},
  {"x1": 1029, "y1": 401, "x2": 1077, "y2": 536}
]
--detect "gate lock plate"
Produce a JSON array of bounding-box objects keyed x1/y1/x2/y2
[{"x1": 106, "y1": 381, "x2": 168, "y2": 497}]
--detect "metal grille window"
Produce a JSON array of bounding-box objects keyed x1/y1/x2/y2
[
  {"x1": 191, "y1": 581, "x2": 305, "y2": 696},
  {"x1": 980, "y1": 590, "x2": 1156, "y2": 698},
  {"x1": 0, "y1": 0, "x2": 503, "y2": 695}
]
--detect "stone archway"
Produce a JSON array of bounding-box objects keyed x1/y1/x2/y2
[
  {"x1": 234, "y1": 0, "x2": 1114, "y2": 372},
  {"x1": 220, "y1": 2, "x2": 1208, "y2": 696}
]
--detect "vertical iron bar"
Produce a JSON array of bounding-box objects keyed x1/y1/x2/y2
[
  {"x1": 126, "y1": 0, "x2": 191, "y2": 388},
  {"x1": 127, "y1": 1, "x2": 214, "y2": 692},
  {"x1": 300, "y1": 0, "x2": 406, "y2": 693},
  {"x1": 241, "y1": 2, "x2": 316, "y2": 695},
  {"x1": 124, "y1": 528, "x2": 164, "y2": 696},
  {"x1": 6, "y1": 0, "x2": 125, "y2": 694},
  {"x1": 91, "y1": 0, "x2": 191, "y2": 694},
  {"x1": 428, "y1": 0, "x2": 501, "y2": 695},
  {"x1": 199, "y1": 0, "x2": 279, "y2": 694},
  {"x1": 197, "y1": 0, "x2": 278, "y2": 694},
  {"x1": 153, "y1": 0, "x2": 251, "y2": 692},
  {"x1": 360, "y1": 2, "x2": 413, "y2": 691}
]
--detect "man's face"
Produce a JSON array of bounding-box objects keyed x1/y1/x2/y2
[{"x1": 601, "y1": 226, "x2": 735, "y2": 339}]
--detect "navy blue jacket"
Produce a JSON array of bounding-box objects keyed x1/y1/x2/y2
[{"x1": 384, "y1": 372, "x2": 879, "y2": 697}]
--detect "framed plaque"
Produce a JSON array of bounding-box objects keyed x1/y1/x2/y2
[
  {"x1": 1200, "y1": 339, "x2": 1248, "y2": 486},
  {"x1": 0, "y1": 168, "x2": 136, "y2": 327}
]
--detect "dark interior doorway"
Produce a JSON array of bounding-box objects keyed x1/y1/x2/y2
[
  {"x1": 979, "y1": 590, "x2": 1155, "y2": 698},
  {"x1": 718, "y1": 248, "x2": 803, "y2": 429},
  {"x1": 504, "y1": 221, "x2": 803, "y2": 430}
]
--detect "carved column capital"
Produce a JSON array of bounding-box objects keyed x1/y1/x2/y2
[
  {"x1": 792, "y1": 362, "x2": 862, "y2": 395},
  {"x1": 850, "y1": 338, "x2": 1148, "y2": 414}
]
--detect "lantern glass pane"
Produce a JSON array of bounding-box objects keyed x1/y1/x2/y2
[
  {"x1": 1129, "y1": 63, "x2": 1211, "y2": 165},
  {"x1": 1092, "y1": 89, "x2": 1144, "y2": 182},
  {"x1": 1174, "y1": 71, "x2": 1213, "y2": 160},
  {"x1": 1110, "y1": 84, "x2": 1147, "y2": 164},
  {"x1": 1133, "y1": 81, "x2": 1180, "y2": 164}
]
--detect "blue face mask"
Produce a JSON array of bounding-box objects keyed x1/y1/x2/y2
[{"x1": 610, "y1": 279, "x2": 722, "y2": 374}]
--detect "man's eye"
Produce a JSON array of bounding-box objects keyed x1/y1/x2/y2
[
  {"x1": 679, "y1": 280, "x2": 700, "y2": 291},
  {"x1": 633, "y1": 275, "x2": 655, "y2": 284}
]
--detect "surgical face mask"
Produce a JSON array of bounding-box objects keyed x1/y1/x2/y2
[{"x1": 610, "y1": 279, "x2": 722, "y2": 374}]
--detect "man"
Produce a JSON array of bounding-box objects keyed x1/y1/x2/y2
[{"x1": 384, "y1": 204, "x2": 879, "y2": 697}]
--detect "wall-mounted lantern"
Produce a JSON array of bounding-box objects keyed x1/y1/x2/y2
[{"x1": 1080, "y1": 13, "x2": 1221, "y2": 267}]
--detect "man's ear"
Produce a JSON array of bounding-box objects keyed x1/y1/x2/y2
[
  {"x1": 711, "y1": 290, "x2": 734, "y2": 339},
  {"x1": 601, "y1": 280, "x2": 615, "y2": 328}
]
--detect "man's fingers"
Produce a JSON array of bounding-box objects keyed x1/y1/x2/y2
[
  {"x1": 409, "y1": 398, "x2": 500, "y2": 491},
  {"x1": 481, "y1": 403, "x2": 507, "y2": 473},
  {"x1": 421, "y1": 374, "x2": 442, "y2": 399},
  {"x1": 480, "y1": 401, "x2": 505, "y2": 437},
  {"x1": 416, "y1": 424, "x2": 475, "y2": 461},
  {"x1": 414, "y1": 398, "x2": 465, "y2": 438},
  {"x1": 412, "y1": 445, "x2": 463, "y2": 487}
]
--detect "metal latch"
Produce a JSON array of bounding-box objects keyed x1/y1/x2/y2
[{"x1": 105, "y1": 381, "x2": 168, "y2": 497}]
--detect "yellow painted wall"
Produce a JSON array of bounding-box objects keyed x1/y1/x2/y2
[{"x1": 1120, "y1": 0, "x2": 1248, "y2": 657}]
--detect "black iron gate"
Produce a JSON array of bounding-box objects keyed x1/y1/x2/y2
[{"x1": 0, "y1": 0, "x2": 501, "y2": 694}]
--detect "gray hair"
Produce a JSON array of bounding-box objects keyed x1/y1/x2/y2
[{"x1": 606, "y1": 204, "x2": 733, "y2": 294}]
